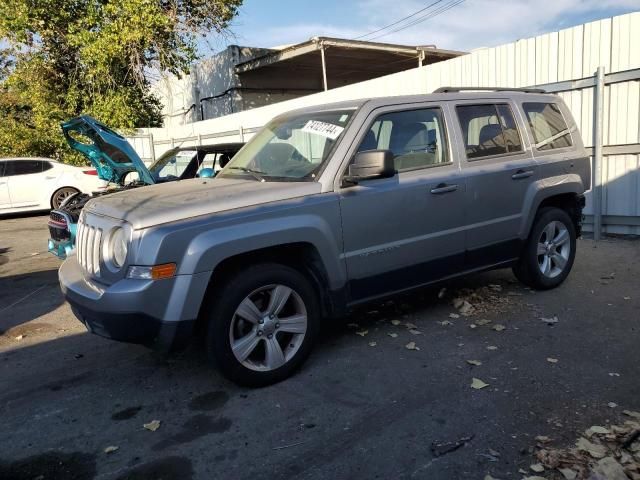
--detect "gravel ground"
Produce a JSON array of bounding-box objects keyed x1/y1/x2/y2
[{"x1": 1, "y1": 214, "x2": 639, "y2": 480}]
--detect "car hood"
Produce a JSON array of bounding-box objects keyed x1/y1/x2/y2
[
  {"x1": 62, "y1": 115, "x2": 155, "y2": 185},
  {"x1": 83, "y1": 178, "x2": 323, "y2": 229}
]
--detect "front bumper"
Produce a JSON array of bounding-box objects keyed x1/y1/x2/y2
[
  {"x1": 48, "y1": 238, "x2": 74, "y2": 260},
  {"x1": 59, "y1": 258, "x2": 200, "y2": 351}
]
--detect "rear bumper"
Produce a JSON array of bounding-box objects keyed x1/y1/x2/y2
[{"x1": 59, "y1": 257, "x2": 200, "y2": 351}]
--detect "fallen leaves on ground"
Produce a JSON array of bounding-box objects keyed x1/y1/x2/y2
[
  {"x1": 493, "y1": 324, "x2": 506, "y2": 332},
  {"x1": 104, "y1": 446, "x2": 119, "y2": 454},
  {"x1": 471, "y1": 378, "x2": 489, "y2": 389},
  {"x1": 466, "y1": 360, "x2": 482, "y2": 366},
  {"x1": 476, "y1": 319, "x2": 492, "y2": 326},
  {"x1": 143, "y1": 420, "x2": 161, "y2": 432},
  {"x1": 355, "y1": 330, "x2": 368, "y2": 337},
  {"x1": 487, "y1": 345, "x2": 498, "y2": 351},
  {"x1": 529, "y1": 412, "x2": 640, "y2": 479},
  {"x1": 409, "y1": 329, "x2": 422, "y2": 335},
  {"x1": 541, "y1": 316, "x2": 559, "y2": 325},
  {"x1": 439, "y1": 320, "x2": 453, "y2": 326},
  {"x1": 368, "y1": 341, "x2": 377, "y2": 347},
  {"x1": 449, "y1": 313, "x2": 460, "y2": 319},
  {"x1": 387, "y1": 333, "x2": 398, "y2": 338},
  {"x1": 391, "y1": 320, "x2": 402, "y2": 326},
  {"x1": 530, "y1": 463, "x2": 545, "y2": 472},
  {"x1": 404, "y1": 322, "x2": 417, "y2": 329},
  {"x1": 405, "y1": 342, "x2": 420, "y2": 351},
  {"x1": 547, "y1": 357, "x2": 559, "y2": 364}
]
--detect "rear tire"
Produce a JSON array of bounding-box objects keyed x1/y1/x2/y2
[
  {"x1": 51, "y1": 187, "x2": 79, "y2": 209},
  {"x1": 206, "y1": 263, "x2": 320, "y2": 387},
  {"x1": 513, "y1": 207, "x2": 576, "y2": 290}
]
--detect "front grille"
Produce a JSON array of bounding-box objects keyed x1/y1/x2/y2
[
  {"x1": 48, "y1": 211, "x2": 70, "y2": 242},
  {"x1": 76, "y1": 219, "x2": 103, "y2": 277}
]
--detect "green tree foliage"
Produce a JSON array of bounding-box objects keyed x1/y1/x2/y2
[{"x1": 0, "y1": 0, "x2": 242, "y2": 163}]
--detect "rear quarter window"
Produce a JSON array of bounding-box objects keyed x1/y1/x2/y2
[
  {"x1": 5, "y1": 160, "x2": 43, "y2": 176},
  {"x1": 522, "y1": 102, "x2": 573, "y2": 151}
]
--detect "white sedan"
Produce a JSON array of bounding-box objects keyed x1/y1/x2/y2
[{"x1": 0, "y1": 157, "x2": 106, "y2": 214}]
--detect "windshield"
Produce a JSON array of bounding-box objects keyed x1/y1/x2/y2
[
  {"x1": 218, "y1": 109, "x2": 355, "y2": 181},
  {"x1": 149, "y1": 150, "x2": 198, "y2": 181}
]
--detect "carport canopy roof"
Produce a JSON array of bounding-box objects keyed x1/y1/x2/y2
[{"x1": 234, "y1": 37, "x2": 464, "y2": 81}]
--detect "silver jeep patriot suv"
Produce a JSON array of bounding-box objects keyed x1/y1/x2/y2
[{"x1": 59, "y1": 88, "x2": 590, "y2": 386}]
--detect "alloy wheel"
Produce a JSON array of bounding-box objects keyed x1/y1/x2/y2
[
  {"x1": 229, "y1": 284, "x2": 308, "y2": 372},
  {"x1": 537, "y1": 220, "x2": 571, "y2": 278}
]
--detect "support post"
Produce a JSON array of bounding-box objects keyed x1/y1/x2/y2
[
  {"x1": 593, "y1": 66, "x2": 605, "y2": 241},
  {"x1": 238, "y1": 126, "x2": 245, "y2": 142},
  {"x1": 148, "y1": 133, "x2": 156, "y2": 162},
  {"x1": 320, "y1": 46, "x2": 328, "y2": 91}
]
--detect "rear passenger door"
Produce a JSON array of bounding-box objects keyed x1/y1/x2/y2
[
  {"x1": 0, "y1": 161, "x2": 10, "y2": 209},
  {"x1": 338, "y1": 103, "x2": 467, "y2": 301},
  {"x1": 453, "y1": 101, "x2": 536, "y2": 268},
  {"x1": 5, "y1": 160, "x2": 48, "y2": 208}
]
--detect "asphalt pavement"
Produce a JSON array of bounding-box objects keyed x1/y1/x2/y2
[{"x1": 1, "y1": 214, "x2": 639, "y2": 480}]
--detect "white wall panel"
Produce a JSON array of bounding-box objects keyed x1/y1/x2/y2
[{"x1": 130, "y1": 12, "x2": 640, "y2": 231}]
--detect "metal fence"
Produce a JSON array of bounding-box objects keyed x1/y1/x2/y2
[{"x1": 129, "y1": 12, "x2": 640, "y2": 235}]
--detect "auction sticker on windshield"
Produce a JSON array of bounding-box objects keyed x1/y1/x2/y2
[{"x1": 301, "y1": 120, "x2": 344, "y2": 140}]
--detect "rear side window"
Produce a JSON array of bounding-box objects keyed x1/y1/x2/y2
[
  {"x1": 357, "y1": 107, "x2": 449, "y2": 171},
  {"x1": 456, "y1": 104, "x2": 523, "y2": 159},
  {"x1": 522, "y1": 102, "x2": 573, "y2": 150},
  {"x1": 42, "y1": 161, "x2": 53, "y2": 172},
  {"x1": 0, "y1": 161, "x2": 5, "y2": 177},
  {"x1": 5, "y1": 160, "x2": 44, "y2": 176}
]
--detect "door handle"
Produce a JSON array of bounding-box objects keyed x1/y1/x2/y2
[
  {"x1": 45, "y1": 176, "x2": 56, "y2": 180},
  {"x1": 0, "y1": 181, "x2": 6, "y2": 185},
  {"x1": 430, "y1": 183, "x2": 458, "y2": 194},
  {"x1": 512, "y1": 170, "x2": 534, "y2": 180}
]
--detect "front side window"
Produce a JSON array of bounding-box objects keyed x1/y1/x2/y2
[
  {"x1": 523, "y1": 102, "x2": 573, "y2": 150},
  {"x1": 357, "y1": 107, "x2": 449, "y2": 171},
  {"x1": 218, "y1": 109, "x2": 355, "y2": 181},
  {"x1": 5, "y1": 160, "x2": 43, "y2": 176},
  {"x1": 456, "y1": 104, "x2": 523, "y2": 159},
  {"x1": 0, "y1": 161, "x2": 5, "y2": 177}
]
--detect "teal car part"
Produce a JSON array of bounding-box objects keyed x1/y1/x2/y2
[
  {"x1": 48, "y1": 119, "x2": 243, "y2": 260},
  {"x1": 62, "y1": 116, "x2": 156, "y2": 185}
]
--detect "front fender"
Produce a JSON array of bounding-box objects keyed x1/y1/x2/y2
[
  {"x1": 180, "y1": 214, "x2": 346, "y2": 291},
  {"x1": 520, "y1": 173, "x2": 585, "y2": 238}
]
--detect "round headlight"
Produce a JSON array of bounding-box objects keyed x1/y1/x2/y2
[{"x1": 109, "y1": 227, "x2": 128, "y2": 268}]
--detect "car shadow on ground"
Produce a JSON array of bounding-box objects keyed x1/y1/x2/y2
[{"x1": 0, "y1": 268, "x2": 64, "y2": 336}]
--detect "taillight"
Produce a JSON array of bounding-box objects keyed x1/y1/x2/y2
[{"x1": 83, "y1": 169, "x2": 98, "y2": 175}]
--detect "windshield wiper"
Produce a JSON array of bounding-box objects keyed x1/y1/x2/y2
[{"x1": 228, "y1": 166, "x2": 266, "y2": 182}]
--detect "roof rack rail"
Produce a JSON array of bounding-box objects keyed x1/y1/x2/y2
[{"x1": 433, "y1": 86, "x2": 547, "y2": 94}]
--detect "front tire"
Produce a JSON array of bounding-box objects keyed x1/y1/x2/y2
[
  {"x1": 206, "y1": 263, "x2": 320, "y2": 387},
  {"x1": 513, "y1": 207, "x2": 577, "y2": 290}
]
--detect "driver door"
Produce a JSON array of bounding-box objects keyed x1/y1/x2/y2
[{"x1": 338, "y1": 103, "x2": 467, "y2": 302}]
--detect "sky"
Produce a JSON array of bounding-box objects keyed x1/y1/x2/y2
[{"x1": 212, "y1": 0, "x2": 638, "y2": 53}]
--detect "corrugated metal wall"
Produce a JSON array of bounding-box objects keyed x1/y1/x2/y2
[{"x1": 133, "y1": 12, "x2": 640, "y2": 234}]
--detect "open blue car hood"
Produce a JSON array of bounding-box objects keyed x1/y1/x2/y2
[{"x1": 62, "y1": 115, "x2": 155, "y2": 185}]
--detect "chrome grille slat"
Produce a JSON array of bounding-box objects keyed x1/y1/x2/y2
[
  {"x1": 93, "y1": 228, "x2": 102, "y2": 276},
  {"x1": 76, "y1": 218, "x2": 102, "y2": 278},
  {"x1": 87, "y1": 227, "x2": 95, "y2": 273}
]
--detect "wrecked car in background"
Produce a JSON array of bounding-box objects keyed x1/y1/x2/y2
[{"x1": 47, "y1": 115, "x2": 242, "y2": 259}]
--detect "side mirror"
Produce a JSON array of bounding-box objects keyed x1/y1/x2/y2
[
  {"x1": 199, "y1": 168, "x2": 215, "y2": 178},
  {"x1": 344, "y1": 150, "x2": 396, "y2": 184}
]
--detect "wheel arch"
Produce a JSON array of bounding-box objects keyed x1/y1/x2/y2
[
  {"x1": 521, "y1": 177, "x2": 586, "y2": 239},
  {"x1": 193, "y1": 242, "x2": 343, "y2": 337}
]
